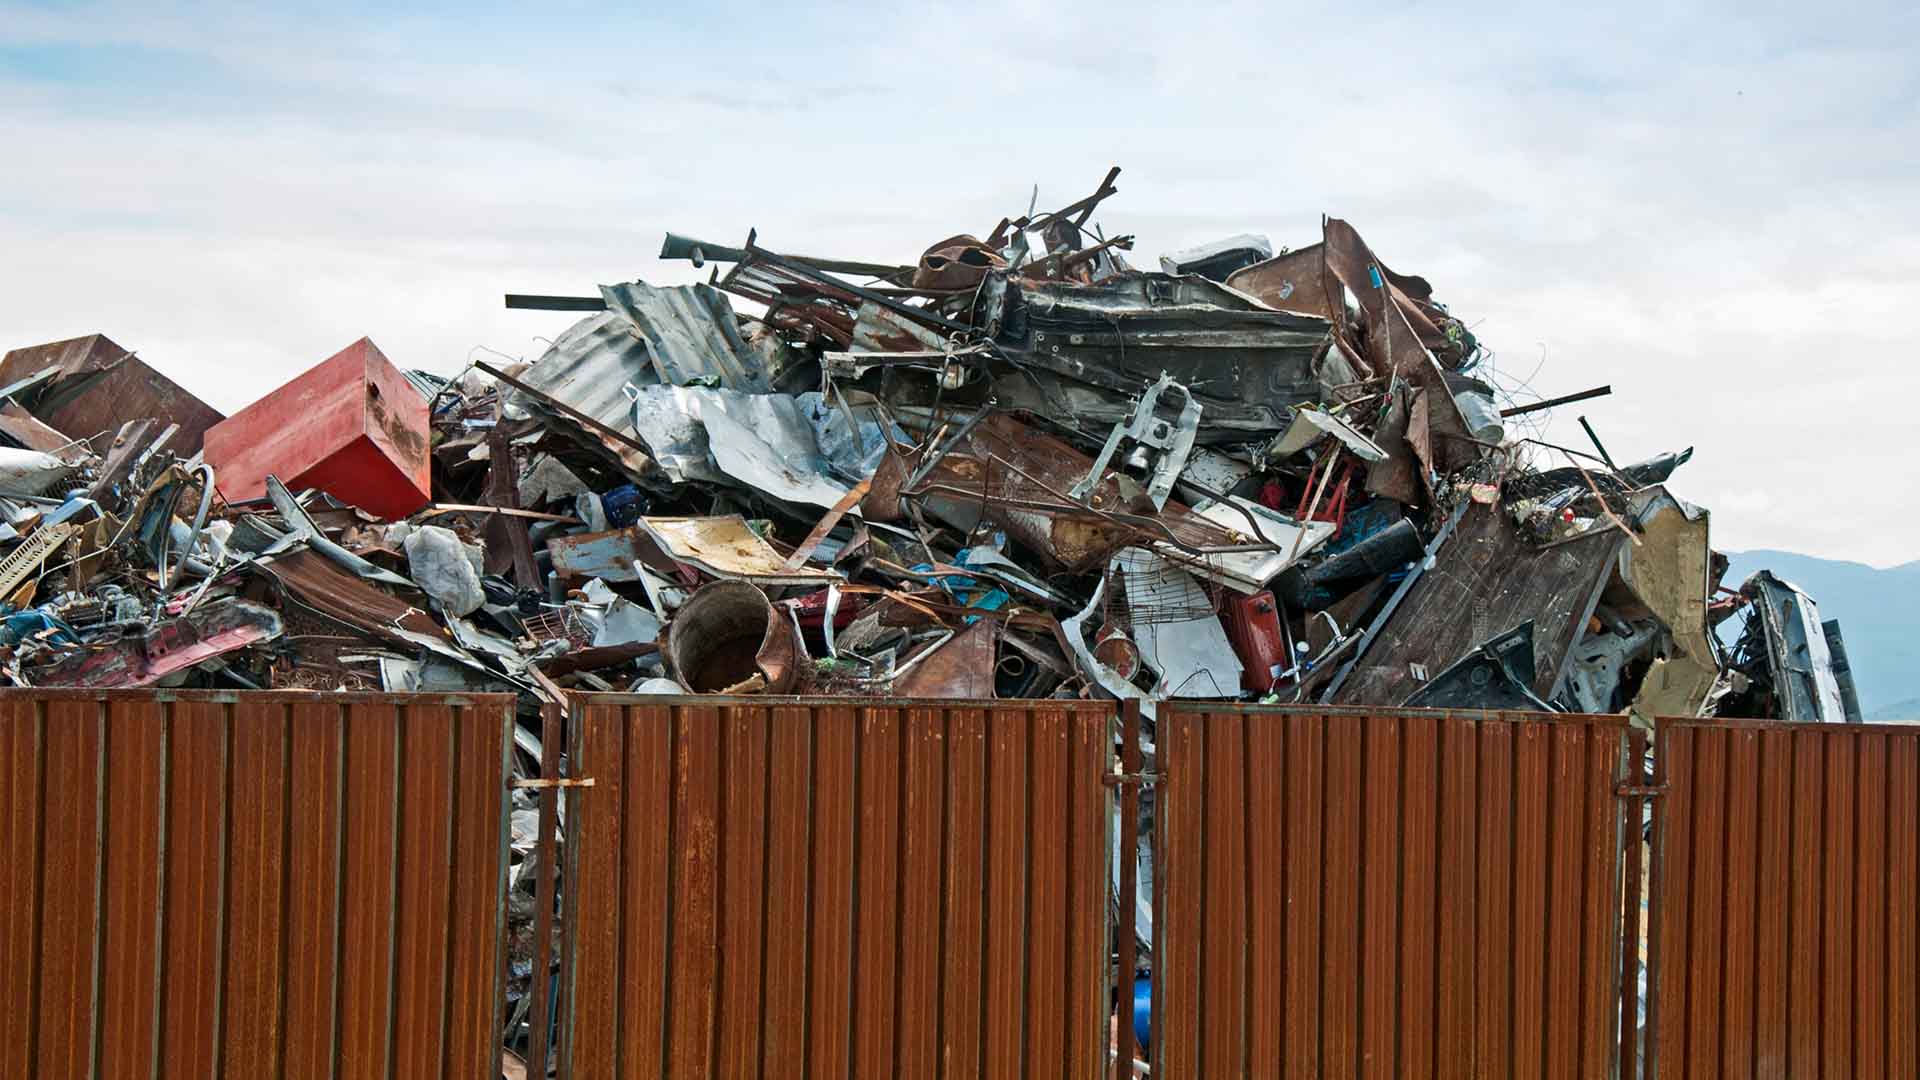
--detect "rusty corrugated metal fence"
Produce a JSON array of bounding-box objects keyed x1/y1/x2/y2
[
  {"x1": 0, "y1": 690, "x2": 513, "y2": 1079},
  {"x1": 1154, "y1": 704, "x2": 1629, "y2": 1078},
  {"x1": 1651, "y1": 718, "x2": 1920, "y2": 1078},
  {"x1": 557, "y1": 696, "x2": 1113, "y2": 1079}
]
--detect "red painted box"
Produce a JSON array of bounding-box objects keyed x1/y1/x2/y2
[
  {"x1": 1221, "y1": 589, "x2": 1290, "y2": 694},
  {"x1": 202, "y1": 337, "x2": 431, "y2": 520}
]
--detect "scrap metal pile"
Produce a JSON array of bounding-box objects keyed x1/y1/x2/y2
[
  {"x1": 0, "y1": 169, "x2": 1862, "y2": 1054},
  {"x1": 0, "y1": 169, "x2": 1860, "y2": 730}
]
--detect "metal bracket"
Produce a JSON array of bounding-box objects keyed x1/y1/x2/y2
[
  {"x1": 1615, "y1": 784, "x2": 1665, "y2": 798},
  {"x1": 512, "y1": 777, "x2": 597, "y2": 790},
  {"x1": 1102, "y1": 771, "x2": 1161, "y2": 788}
]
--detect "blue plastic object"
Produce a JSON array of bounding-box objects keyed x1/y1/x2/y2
[
  {"x1": 1132, "y1": 975, "x2": 1151, "y2": 1050},
  {"x1": 600, "y1": 484, "x2": 647, "y2": 529}
]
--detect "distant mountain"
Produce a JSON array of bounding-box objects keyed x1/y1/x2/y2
[
  {"x1": 1721, "y1": 550, "x2": 1920, "y2": 716},
  {"x1": 1866, "y1": 697, "x2": 1920, "y2": 724}
]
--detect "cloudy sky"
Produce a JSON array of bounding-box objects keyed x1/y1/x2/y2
[{"x1": 3, "y1": 2, "x2": 1916, "y2": 565}]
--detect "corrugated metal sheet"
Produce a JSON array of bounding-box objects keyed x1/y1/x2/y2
[
  {"x1": 558, "y1": 695, "x2": 1112, "y2": 1079},
  {"x1": 1651, "y1": 718, "x2": 1920, "y2": 1078},
  {"x1": 0, "y1": 689, "x2": 513, "y2": 1078},
  {"x1": 1154, "y1": 703, "x2": 1628, "y2": 1078}
]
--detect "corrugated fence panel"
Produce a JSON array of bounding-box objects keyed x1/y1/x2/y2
[
  {"x1": 0, "y1": 689, "x2": 512, "y2": 1080},
  {"x1": 1652, "y1": 718, "x2": 1920, "y2": 1080},
  {"x1": 1157, "y1": 704, "x2": 1627, "y2": 1079},
  {"x1": 560, "y1": 695, "x2": 1113, "y2": 1080}
]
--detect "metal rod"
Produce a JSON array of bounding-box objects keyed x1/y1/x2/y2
[
  {"x1": 505, "y1": 294, "x2": 607, "y2": 311},
  {"x1": 1618, "y1": 728, "x2": 1649, "y2": 1079},
  {"x1": 1577, "y1": 415, "x2": 1619, "y2": 471},
  {"x1": 473, "y1": 360, "x2": 654, "y2": 457},
  {"x1": 1499, "y1": 384, "x2": 1612, "y2": 418},
  {"x1": 1114, "y1": 697, "x2": 1142, "y2": 1079}
]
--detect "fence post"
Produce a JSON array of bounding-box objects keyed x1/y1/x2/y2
[
  {"x1": 1113, "y1": 698, "x2": 1143, "y2": 1079},
  {"x1": 1616, "y1": 728, "x2": 1650, "y2": 1079}
]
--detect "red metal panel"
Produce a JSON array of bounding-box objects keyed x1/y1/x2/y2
[
  {"x1": 160, "y1": 699, "x2": 228, "y2": 1079},
  {"x1": 1202, "y1": 708, "x2": 1248, "y2": 1076},
  {"x1": 1066, "y1": 704, "x2": 1108, "y2": 1080},
  {"x1": 1543, "y1": 724, "x2": 1585, "y2": 1079},
  {"x1": 1579, "y1": 723, "x2": 1621, "y2": 1080},
  {"x1": 1856, "y1": 730, "x2": 1889, "y2": 1079},
  {"x1": 1717, "y1": 728, "x2": 1758, "y2": 1076},
  {"x1": 1474, "y1": 722, "x2": 1513, "y2": 1079},
  {"x1": 810, "y1": 704, "x2": 858, "y2": 1079},
  {"x1": 1435, "y1": 715, "x2": 1476, "y2": 1080},
  {"x1": 853, "y1": 705, "x2": 903, "y2": 1080},
  {"x1": 446, "y1": 700, "x2": 510, "y2": 1080},
  {"x1": 983, "y1": 703, "x2": 1030, "y2": 1080},
  {"x1": 1399, "y1": 717, "x2": 1438, "y2": 1080},
  {"x1": 221, "y1": 698, "x2": 289, "y2": 1077},
  {"x1": 1888, "y1": 734, "x2": 1918, "y2": 1080},
  {"x1": 283, "y1": 701, "x2": 345, "y2": 1080},
  {"x1": 1024, "y1": 705, "x2": 1068, "y2": 1078},
  {"x1": 897, "y1": 706, "x2": 946, "y2": 1079},
  {"x1": 99, "y1": 699, "x2": 165, "y2": 1080},
  {"x1": 1321, "y1": 714, "x2": 1363, "y2": 1080},
  {"x1": 568, "y1": 702, "x2": 625, "y2": 1077},
  {"x1": 1246, "y1": 711, "x2": 1285, "y2": 1077},
  {"x1": 943, "y1": 706, "x2": 988, "y2": 1080},
  {"x1": 1787, "y1": 727, "x2": 1823, "y2": 1079},
  {"x1": 1510, "y1": 722, "x2": 1549, "y2": 1080},
  {"x1": 36, "y1": 697, "x2": 102, "y2": 1077},
  {"x1": 0, "y1": 698, "x2": 42, "y2": 1080},
  {"x1": 1159, "y1": 706, "x2": 1202, "y2": 1080},
  {"x1": 718, "y1": 703, "x2": 770, "y2": 1079},
  {"x1": 1359, "y1": 714, "x2": 1400, "y2": 1080},
  {"x1": 1751, "y1": 728, "x2": 1792, "y2": 1080},
  {"x1": 0, "y1": 691, "x2": 510, "y2": 1080},
  {"x1": 761, "y1": 704, "x2": 814, "y2": 1072},
  {"x1": 1284, "y1": 713, "x2": 1324, "y2": 1080},
  {"x1": 1823, "y1": 729, "x2": 1856, "y2": 1078},
  {"x1": 618, "y1": 702, "x2": 671, "y2": 1076},
  {"x1": 666, "y1": 702, "x2": 722, "y2": 1079}
]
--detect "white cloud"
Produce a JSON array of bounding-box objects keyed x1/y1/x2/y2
[{"x1": 1, "y1": 0, "x2": 1916, "y2": 565}]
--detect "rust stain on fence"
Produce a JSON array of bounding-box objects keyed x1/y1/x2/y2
[
  {"x1": 1651, "y1": 718, "x2": 1920, "y2": 1079},
  {"x1": 0, "y1": 689, "x2": 513, "y2": 1080},
  {"x1": 1154, "y1": 703, "x2": 1628, "y2": 1078},
  {"x1": 557, "y1": 695, "x2": 1113, "y2": 1080}
]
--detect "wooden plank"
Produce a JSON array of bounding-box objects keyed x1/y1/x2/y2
[
  {"x1": 0, "y1": 698, "x2": 43, "y2": 1080},
  {"x1": 1065, "y1": 707, "x2": 1109, "y2": 1080},
  {"x1": 1822, "y1": 729, "x2": 1856, "y2": 1079},
  {"x1": 1854, "y1": 731, "x2": 1888, "y2": 1080},
  {"x1": 718, "y1": 704, "x2": 771, "y2": 1080},
  {"x1": 1434, "y1": 715, "x2": 1476, "y2": 1080},
  {"x1": 1359, "y1": 714, "x2": 1400, "y2": 1080},
  {"x1": 1717, "y1": 728, "x2": 1759, "y2": 1080},
  {"x1": 1284, "y1": 712, "x2": 1324, "y2": 1080},
  {"x1": 1024, "y1": 705, "x2": 1068, "y2": 1078},
  {"x1": 982, "y1": 703, "x2": 1030, "y2": 1080},
  {"x1": 1158, "y1": 707, "x2": 1203, "y2": 1080},
  {"x1": 445, "y1": 702, "x2": 509, "y2": 1080},
  {"x1": 1474, "y1": 721, "x2": 1513, "y2": 1079},
  {"x1": 1398, "y1": 716, "x2": 1437, "y2": 1080},
  {"x1": 1543, "y1": 723, "x2": 1585, "y2": 1080},
  {"x1": 761, "y1": 704, "x2": 814, "y2": 1071},
  {"x1": 1510, "y1": 721, "x2": 1548, "y2": 1080},
  {"x1": 1887, "y1": 734, "x2": 1918, "y2": 1080},
  {"x1": 809, "y1": 704, "x2": 857, "y2": 1080},
  {"x1": 159, "y1": 700, "x2": 229, "y2": 1080},
  {"x1": 1246, "y1": 712, "x2": 1285, "y2": 1077},
  {"x1": 1321, "y1": 713, "x2": 1362, "y2": 1080},
  {"x1": 221, "y1": 698, "x2": 290, "y2": 1077},
  {"x1": 1202, "y1": 709, "x2": 1248, "y2": 1076},
  {"x1": 619, "y1": 703, "x2": 672, "y2": 1076},
  {"x1": 36, "y1": 697, "x2": 103, "y2": 1077},
  {"x1": 1752, "y1": 729, "x2": 1793, "y2": 1080},
  {"x1": 1786, "y1": 728, "x2": 1822, "y2": 1079},
  {"x1": 942, "y1": 707, "x2": 988, "y2": 1080},
  {"x1": 98, "y1": 700, "x2": 166, "y2": 1080},
  {"x1": 853, "y1": 705, "x2": 904, "y2": 1080},
  {"x1": 283, "y1": 702, "x2": 344, "y2": 1080},
  {"x1": 667, "y1": 702, "x2": 722, "y2": 1078}
]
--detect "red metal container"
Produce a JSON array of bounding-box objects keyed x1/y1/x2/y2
[
  {"x1": 1220, "y1": 589, "x2": 1288, "y2": 694},
  {"x1": 202, "y1": 337, "x2": 431, "y2": 519}
]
